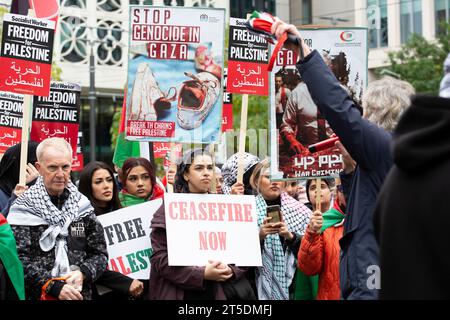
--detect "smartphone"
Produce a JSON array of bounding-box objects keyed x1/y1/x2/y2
[{"x1": 266, "y1": 205, "x2": 282, "y2": 223}]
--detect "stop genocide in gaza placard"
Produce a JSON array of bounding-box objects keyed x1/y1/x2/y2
[
  {"x1": 0, "y1": 14, "x2": 55, "y2": 96},
  {"x1": 126, "y1": 7, "x2": 225, "y2": 144}
]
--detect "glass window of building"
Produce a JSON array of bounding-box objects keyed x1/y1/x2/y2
[
  {"x1": 435, "y1": 0, "x2": 450, "y2": 34},
  {"x1": 400, "y1": 0, "x2": 422, "y2": 43},
  {"x1": 230, "y1": 0, "x2": 276, "y2": 19},
  {"x1": 81, "y1": 95, "x2": 123, "y2": 165},
  {"x1": 302, "y1": 0, "x2": 312, "y2": 25},
  {"x1": 367, "y1": 0, "x2": 388, "y2": 48}
]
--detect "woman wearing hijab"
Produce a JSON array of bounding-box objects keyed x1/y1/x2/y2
[
  {"x1": 250, "y1": 159, "x2": 311, "y2": 300},
  {"x1": 220, "y1": 152, "x2": 260, "y2": 195}
]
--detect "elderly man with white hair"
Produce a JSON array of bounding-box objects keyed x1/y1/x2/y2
[
  {"x1": 8, "y1": 138, "x2": 108, "y2": 300},
  {"x1": 271, "y1": 19, "x2": 415, "y2": 300}
]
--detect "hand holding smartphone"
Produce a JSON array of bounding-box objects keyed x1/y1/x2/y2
[{"x1": 266, "y1": 205, "x2": 282, "y2": 223}]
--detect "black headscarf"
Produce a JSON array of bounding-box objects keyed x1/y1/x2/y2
[{"x1": 0, "y1": 141, "x2": 39, "y2": 196}]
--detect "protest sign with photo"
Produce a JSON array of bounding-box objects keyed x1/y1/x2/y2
[
  {"x1": 0, "y1": 14, "x2": 55, "y2": 96},
  {"x1": 126, "y1": 6, "x2": 225, "y2": 143},
  {"x1": 96, "y1": 199, "x2": 162, "y2": 280},
  {"x1": 227, "y1": 18, "x2": 269, "y2": 96},
  {"x1": 0, "y1": 91, "x2": 23, "y2": 156},
  {"x1": 270, "y1": 28, "x2": 367, "y2": 179},
  {"x1": 30, "y1": 82, "x2": 81, "y2": 154},
  {"x1": 164, "y1": 193, "x2": 262, "y2": 267}
]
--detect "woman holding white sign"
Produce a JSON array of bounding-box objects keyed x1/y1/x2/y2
[
  {"x1": 78, "y1": 161, "x2": 145, "y2": 300},
  {"x1": 150, "y1": 148, "x2": 251, "y2": 300},
  {"x1": 249, "y1": 159, "x2": 311, "y2": 300}
]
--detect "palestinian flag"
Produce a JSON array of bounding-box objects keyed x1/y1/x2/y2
[
  {"x1": 246, "y1": 11, "x2": 276, "y2": 42},
  {"x1": 246, "y1": 11, "x2": 300, "y2": 71},
  {"x1": 112, "y1": 93, "x2": 150, "y2": 168},
  {"x1": 0, "y1": 213, "x2": 25, "y2": 300}
]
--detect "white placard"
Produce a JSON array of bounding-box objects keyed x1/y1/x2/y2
[
  {"x1": 164, "y1": 193, "x2": 262, "y2": 267},
  {"x1": 97, "y1": 199, "x2": 163, "y2": 279}
]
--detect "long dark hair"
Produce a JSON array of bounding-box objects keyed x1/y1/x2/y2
[
  {"x1": 78, "y1": 161, "x2": 121, "y2": 214},
  {"x1": 120, "y1": 157, "x2": 156, "y2": 196},
  {"x1": 174, "y1": 148, "x2": 212, "y2": 193}
]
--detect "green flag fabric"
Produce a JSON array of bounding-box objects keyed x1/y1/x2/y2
[
  {"x1": 0, "y1": 214, "x2": 25, "y2": 300},
  {"x1": 112, "y1": 92, "x2": 149, "y2": 168}
]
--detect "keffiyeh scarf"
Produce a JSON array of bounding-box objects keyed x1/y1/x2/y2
[
  {"x1": 221, "y1": 153, "x2": 260, "y2": 194},
  {"x1": 8, "y1": 177, "x2": 93, "y2": 277},
  {"x1": 255, "y1": 193, "x2": 310, "y2": 300}
]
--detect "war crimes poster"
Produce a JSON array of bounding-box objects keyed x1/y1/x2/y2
[
  {"x1": 0, "y1": 92, "x2": 23, "y2": 155},
  {"x1": 0, "y1": 14, "x2": 55, "y2": 96},
  {"x1": 227, "y1": 18, "x2": 269, "y2": 96},
  {"x1": 270, "y1": 28, "x2": 367, "y2": 179},
  {"x1": 126, "y1": 6, "x2": 225, "y2": 143},
  {"x1": 30, "y1": 82, "x2": 81, "y2": 154}
]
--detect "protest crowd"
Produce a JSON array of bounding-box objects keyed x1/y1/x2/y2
[{"x1": 1, "y1": 2, "x2": 450, "y2": 302}]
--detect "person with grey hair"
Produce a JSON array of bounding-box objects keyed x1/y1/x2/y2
[
  {"x1": 362, "y1": 76, "x2": 415, "y2": 131},
  {"x1": 271, "y1": 18, "x2": 414, "y2": 300},
  {"x1": 8, "y1": 138, "x2": 108, "y2": 300}
]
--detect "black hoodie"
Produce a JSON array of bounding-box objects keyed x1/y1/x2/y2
[
  {"x1": 392, "y1": 96, "x2": 450, "y2": 172},
  {"x1": 374, "y1": 95, "x2": 450, "y2": 299}
]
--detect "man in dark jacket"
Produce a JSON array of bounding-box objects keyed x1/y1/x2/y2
[
  {"x1": 8, "y1": 138, "x2": 108, "y2": 300},
  {"x1": 271, "y1": 19, "x2": 414, "y2": 299}
]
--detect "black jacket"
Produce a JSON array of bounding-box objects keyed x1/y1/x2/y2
[{"x1": 374, "y1": 95, "x2": 450, "y2": 299}]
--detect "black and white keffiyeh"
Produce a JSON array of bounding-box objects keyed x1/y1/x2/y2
[
  {"x1": 8, "y1": 176, "x2": 94, "y2": 277},
  {"x1": 221, "y1": 152, "x2": 260, "y2": 194},
  {"x1": 255, "y1": 192, "x2": 311, "y2": 300}
]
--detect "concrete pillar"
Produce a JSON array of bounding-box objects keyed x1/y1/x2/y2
[
  {"x1": 387, "y1": 0, "x2": 400, "y2": 47},
  {"x1": 354, "y1": 0, "x2": 367, "y2": 27},
  {"x1": 422, "y1": 0, "x2": 435, "y2": 40}
]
